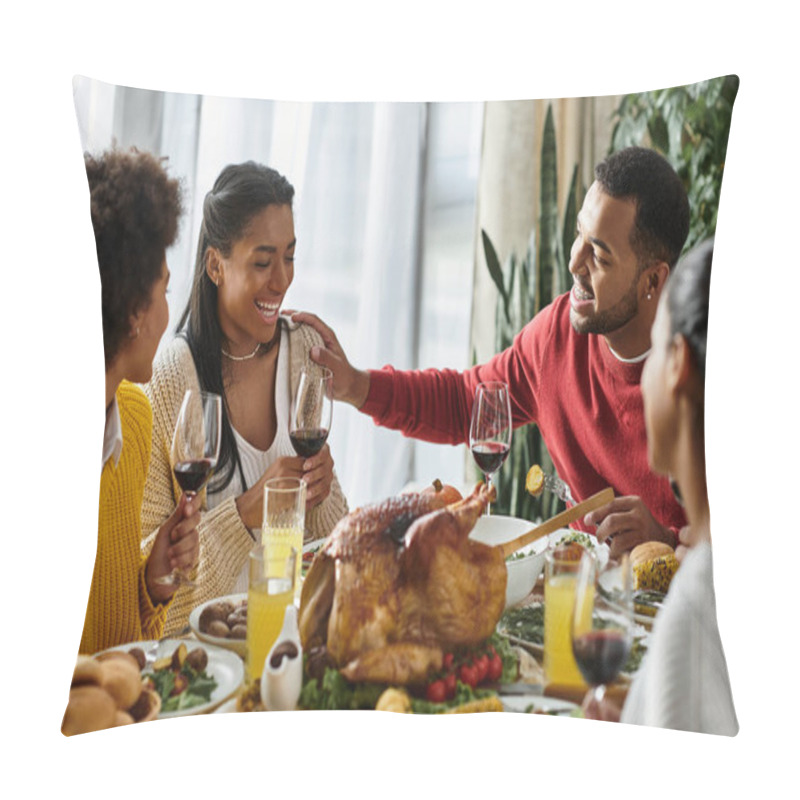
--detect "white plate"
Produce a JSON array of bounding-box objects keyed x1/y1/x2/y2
[
  {"x1": 213, "y1": 697, "x2": 239, "y2": 714},
  {"x1": 501, "y1": 694, "x2": 579, "y2": 716},
  {"x1": 189, "y1": 593, "x2": 248, "y2": 657},
  {"x1": 99, "y1": 639, "x2": 244, "y2": 718}
]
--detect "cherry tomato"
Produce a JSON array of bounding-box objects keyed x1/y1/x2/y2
[
  {"x1": 474, "y1": 654, "x2": 489, "y2": 684},
  {"x1": 443, "y1": 652, "x2": 454, "y2": 671},
  {"x1": 459, "y1": 663, "x2": 478, "y2": 688},
  {"x1": 426, "y1": 679, "x2": 447, "y2": 703},
  {"x1": 487, "y1": 653, "x2": 503, "y2": 682},
  {"x1": 444, "y1": 671, "x2": 457, "y2": 699}
]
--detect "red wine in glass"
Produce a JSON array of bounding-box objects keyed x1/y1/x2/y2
[
  {"x1": 470, "y1": 441, "x2": 510, "y2": 476},
  {"x1": 289, "y1": 428, "x2": 329, "y2": 458},
  {"x1": 155, "y1": 390, "x2": 222, "y2": 588},
  {"x1": 469, "y1": 382, "x2": 512, "y2": 514},
  {"x1": 572, "y1": 629, "x2": 631, "y2": 687},
  {"x1": 571, "y1": 552, "x2": 634, "y2": 706},
  {"x1": 173, "y1": 458, "x2": 216, "y2": 495},
  {"x1": 291, "y1": 367, "x2": 333, "y2": 459}
]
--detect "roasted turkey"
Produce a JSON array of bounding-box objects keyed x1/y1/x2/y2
[{"x1": 298, "y1": 482, "x2": 506, "y2": 685}]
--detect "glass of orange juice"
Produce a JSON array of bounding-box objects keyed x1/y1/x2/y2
[
  {"x1": 246, "y1": 545, "x2": 297, "y2": 683},
  {"x1": 543, "y1": 544, "x2": 594, "y2": 688},
  {"x1": 262, "y1": 477, "x2": 306, "y2": 599}
]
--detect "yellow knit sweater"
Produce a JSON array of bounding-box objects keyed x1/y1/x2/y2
[{"x1": 79, "y1": 382, "x2": 169, "y2": 654}]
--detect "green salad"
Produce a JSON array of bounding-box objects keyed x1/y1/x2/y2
[{"x1": 144, "y1": 662, "x2": 217, "y2": 713}]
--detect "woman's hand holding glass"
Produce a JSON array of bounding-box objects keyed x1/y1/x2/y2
[
  {"x1": 235, "y1": 447, "x2": 335, "y2": 529},
  {"x1": 145, "y1": 493, "x2": 201, "y2": 603}
]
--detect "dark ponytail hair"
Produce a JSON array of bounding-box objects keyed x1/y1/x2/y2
[
  {"x1": 667, "y1": 237, "x2": 713, "y2": 381},
  {"x1": 176, "y1": 162, "x2": 295, "y2": 494}
]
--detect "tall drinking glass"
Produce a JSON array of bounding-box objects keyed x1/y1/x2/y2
[
  {"x1": 289, "y1": 365, "x2": 333, "y2": 458},
  {"x1": 246, "y1": 545, "x2": 297, "y2": 683},
  {"x1": 571, "y1": 552, "x2": 634, "y2": 706},
  {"x1": 155, "y1": 389, "x2": 222, "y2": 588},
  {"x1": 543, "y1": 545, "x2": 594, "y2": 688},
  {"x1": 469, "y1": 381, "x2": 511, "y2": 515},
  {"x1": 262, "y1": 477, "x2": 306, "y2": 599}
]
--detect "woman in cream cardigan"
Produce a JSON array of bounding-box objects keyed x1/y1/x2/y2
[{"x1": 142, "y1": 162, "x2": 348, "y2": 634}]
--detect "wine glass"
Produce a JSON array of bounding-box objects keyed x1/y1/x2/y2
[
  {"x1": 155, "y1": 389, "x2": 222, "y2": 587},
  {"x1": 469, "y1": 381, "x2": 511, "y2": 514},
  {"x1": 571, "y1": 551, "x2": 634, "y2": 708},
  {"x1": 289, "y1": 366, "x2": 333, "y2": 458}
]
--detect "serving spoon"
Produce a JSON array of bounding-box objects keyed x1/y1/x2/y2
[{"x1": 496, "y1": 487, "x2": 614, "y2": 559}]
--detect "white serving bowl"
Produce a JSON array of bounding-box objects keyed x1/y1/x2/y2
[
  {"x1": 189, "y1": 593, "x2": 248, "y2": 658},
  {"x1": 471, "y1": 517, "x2": 610, "y2": 608},
  {"x1": 469, "y1": 515, "x2": 549, "y2": 607}
]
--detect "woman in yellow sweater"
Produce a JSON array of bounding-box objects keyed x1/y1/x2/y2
[{"x1": 79, "y1": 148, "x2": 201, "y2": 655}]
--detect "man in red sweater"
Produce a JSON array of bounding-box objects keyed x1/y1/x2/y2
[{"x1": 292, "y1": 147, "x2": 690, "y2": 555}]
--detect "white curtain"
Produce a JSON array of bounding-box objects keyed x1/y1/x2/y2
[{"x1": 72, "y1": 77, "x2": 482, "y2": 507}]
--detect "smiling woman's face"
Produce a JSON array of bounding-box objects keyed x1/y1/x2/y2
[{"x1": 212, "y1": 204, "x2": 296, "y2": 352}]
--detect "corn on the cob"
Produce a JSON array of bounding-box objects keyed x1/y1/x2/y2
[
  {"x1": 633, "y1": 553, "x2": 679, "y2": 593},
  {"x1": 375, "y1": 687, "x2": 413, "y2": 713},
  {"x1": 444, "y1": 696, "x2": 504, "y2": 714}
]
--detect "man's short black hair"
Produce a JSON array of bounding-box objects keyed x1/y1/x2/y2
[{"x1": 595, "y1": 146, "x2": 690, "y2": 269}]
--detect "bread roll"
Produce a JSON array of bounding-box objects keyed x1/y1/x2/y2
[
  {"x1": 630, "y1": 541, "x2": 674, "y2": 566},
  {"x1": 61, "y1": 686, "x2": 117, "y2": 736},
  {"x1": 71, "y1": 656, "x2": 105, "y2": 688},
  {"x1": 101, "y1": 658, "x2": 143, "y2": 710},
  {"x1": 114, "y1": 710, "x2": 135, "y2": 726},
  {"x1": 94, "y1": 650, "x2": 141, "y2": 670}
]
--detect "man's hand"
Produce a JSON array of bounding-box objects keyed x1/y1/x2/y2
[
  {"x1": 286, "y1": 310, "x2": 370, "y2": 408},
  {"x1": 146, "y1": 493, "x2": 201, "y2": 603},
  {"x1": 583, "y1": 495, "x2": 676, "y2": 558}
]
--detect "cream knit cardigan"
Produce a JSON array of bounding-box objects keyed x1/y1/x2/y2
[{"x1": 141, "y1": 321, "x2": 349, "y2": 635}]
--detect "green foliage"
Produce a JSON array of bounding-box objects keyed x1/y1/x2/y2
[
  {"x1": 479, "y1": 104, "x2": 580, "y2": 522},
  {"x1": 609, "y1": 75, "x2": 739, "y2": 253}
]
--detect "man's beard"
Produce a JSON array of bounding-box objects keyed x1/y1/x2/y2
[{"x1": 569, "y1": 275, "x2": 640, "y2": 336}]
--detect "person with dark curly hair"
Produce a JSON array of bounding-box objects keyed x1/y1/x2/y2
[
  {"x1": 293, "y1": 146, "x2": 691, "y2": 555},
  {"x1": 141, "y1": 161, "x2": 348, "y2": 634},
  {"x1": 79, "y1": 147, "x2": 201, "y2": 655}
]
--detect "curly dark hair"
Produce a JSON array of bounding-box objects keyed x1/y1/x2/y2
[
  {"x1": 667, "y1": 237, "x2": 713, "y2": 379},
  {"x1": 85, "y1": 147, "x2": 183, "y2": 368},
  {"x1": 595, "y1": 146, "x2": 690, "y2": 270}
]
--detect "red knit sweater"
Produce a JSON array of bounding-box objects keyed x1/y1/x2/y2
[{"x1": 361, "y1": 293, "x2": 686, "y2": 533}]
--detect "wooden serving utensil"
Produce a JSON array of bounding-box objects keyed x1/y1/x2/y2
[{"x1": 496, "y1": 487, "x2": 614, "y2": 559}]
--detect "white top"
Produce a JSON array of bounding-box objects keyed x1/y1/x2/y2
[
  {"x1": 621, "y1": 541, "x2": 738, "y2": 735},
  {"x1": 206, "y1": 333, "x2": 294, "y2": 593},
  {"x1": 102, "y1": 394, "x2": 123, "y2": 469}
]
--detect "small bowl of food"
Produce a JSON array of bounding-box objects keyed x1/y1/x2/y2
[
  {"x1": 189, "y1": 593, "x2": 248, "y2": 657},
  {"x1": 470, "y1": 515, "x2": 549, "y2": 607}
]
